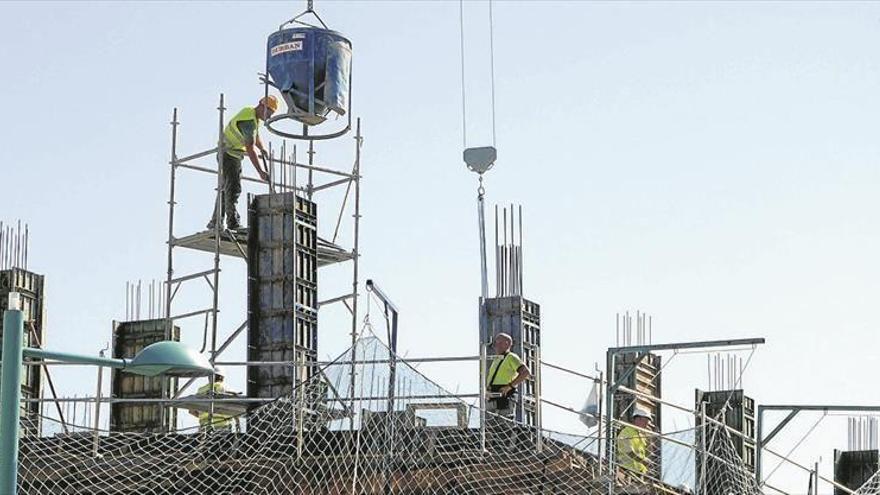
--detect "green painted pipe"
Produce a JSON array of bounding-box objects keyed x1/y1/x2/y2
[
  {"x1": 22, "y1": 348, "x2": 126, "y2": 370},
  {"x1": 0, "y1": 310, "x2": 24, "y2": 495}
]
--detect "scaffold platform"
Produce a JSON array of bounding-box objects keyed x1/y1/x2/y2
[{"x1": 170, "y1": 229, "x2": 353, "y2": 267}]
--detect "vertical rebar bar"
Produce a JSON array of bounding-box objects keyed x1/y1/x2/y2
[
  {"x1": 494, "y1": 204, "x2": 499, "y2": 297},
  {"x1": 269, "y1": 142, "x2": 275, "y2": 193},
  {"x1": 15, "y1": 220, "x2": 20, "y2": 269},
  {"x1": 23, "y1": 224, "x2": 28, "y2": 270},
  {"x1": 518, "y1": 204, "x2": 523, "y2": 295}
]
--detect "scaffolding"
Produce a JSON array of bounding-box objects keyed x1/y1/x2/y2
[{"x1": 161, "y1": 94, "x2": 363, "y2": 428}]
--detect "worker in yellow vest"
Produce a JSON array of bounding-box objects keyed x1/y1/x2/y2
[
  {"x1": 207, "y1": 95, "x2": 279, "y2": 230},
  {"x1": 616, "y1": 408, "x2": 652, "y2": 475},
  {"x1": 190, "y1": 368, "x2": 234, "y2": 432},
  {"x1": 485, "y1": 333, "x2": 531, "y2": 418}
]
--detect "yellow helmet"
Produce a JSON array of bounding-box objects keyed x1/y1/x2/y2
[{"x1": 259, "y1": 95, "x2": 279, "y2": 113}]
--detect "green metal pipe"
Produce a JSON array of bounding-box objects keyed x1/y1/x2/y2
[
  {"x1": 22, "y1": 348, "x2": 127, "y2": 370},
  {"x1": 1, "y1": 310, "x2": 24, "y2": 495}
]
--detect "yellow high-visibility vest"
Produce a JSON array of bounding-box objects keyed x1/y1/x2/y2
[
  {"x1": 616, "y1": 425, "x2": 648, "y2": 475},
  {"x1": 223, "y1": 106, "x2": 260, "y2": 158},
  {"x1": 196, "y1": 382, "x2": 233, "y2": 430},
  {"x1": 486, "y1": 352, "x2": 523, "y2": 387}
]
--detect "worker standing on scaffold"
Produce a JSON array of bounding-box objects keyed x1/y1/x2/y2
[
  {"x1": 485, "y1": 333, "x2": 531, "y2": 419},
  {"x1": 616, "y1": 407, "x2": 652, "y2": 476},
  {"x1": 206, "y1": 95, "x2": 278, "y2": 230}
]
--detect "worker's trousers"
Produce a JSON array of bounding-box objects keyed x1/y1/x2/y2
[{"x1": 208, "y1": 153, "x2": 242, "y2": 229}]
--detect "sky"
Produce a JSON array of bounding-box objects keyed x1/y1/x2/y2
[{"x1": 2, "y1": 1, "x2": 880, "y2": 492}]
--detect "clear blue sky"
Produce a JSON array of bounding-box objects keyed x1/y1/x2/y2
[{"x1": 2, "y1": 1, "x2": 879, "y2": 491}]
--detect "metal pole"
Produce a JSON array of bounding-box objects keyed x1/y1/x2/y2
[
  {"x1": 597, "y1": 369, "x2": 604, "y2": 475},
  {"x1": 365, "y1": 281, "x2": 399, "y2": 443},
  {"x1": 756, "y1": 406, "x2": 764, "y2": 485},
  {"x1": 306, "y1": 135, "x2": 315, "y2": 200},
  {"x1": 163, "y1": 108, "x2": 179, "y2": 431},
  {"x1": 381, "y1": 293, "x2": 398, "y2": 495},
  {"x1": 348, "y1": 119, "x2": 362, "y2": 426},
  {"x1": 605, "y1": 351, "x2": 615, "y2": 495},
  {"x1": 477, "y1": 179, "x2": 488, "y2": 299},
  {"x1": 91, "y1": 359, "x2": 104, "y2": 456},
  {"x1": 0, "y1": 308, "x2": 24, "y2": 495},
  {"x1": 209, "y1": 94, "x2": 226, "y2": 427},
  {"x1": 296, "y1": 350, "x2": 304, "y2": 460},
  {"x1": 535, "y1": 345, "x2": 543, "y2": 452},
  {"x1": 479, "y1": 343, "x2": 487, "y2": 451},
  {"x1": 699, "y1": 401, "x2": 708, "y2": 495}
]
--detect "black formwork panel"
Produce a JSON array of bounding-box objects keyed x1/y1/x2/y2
[
  {"x1": 613, "y1": 352, "x2": 662, "y2": 424},
  {"x1": 0, "y1": 268, "x2": 46, "y2": 436},
  {"x1": 247, "y1": 193, "x2": 318, "y2": 404},
  {"x1": 694, "y1": 389, "x2": 757, "y2": 495},
  {"x1": 613, "y1": 351, "x2": 663, "y2": 480},
  {"x1": 835, "y1": 450, "x2": 879, "y2": 495},
  {"x1": 480, "y1": 296, "x2": 541, "y2": 428},
  {"x1": 110, "y1": 319, "x2": 180, "y2": 433}
]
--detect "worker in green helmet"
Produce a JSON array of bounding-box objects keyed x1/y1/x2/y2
[
  {"x1": 206, "y1": 95, "x2": 279, "y2": 230},
  {"x1": 617, "y1": 407, "x2": 652, "y2": 475}
]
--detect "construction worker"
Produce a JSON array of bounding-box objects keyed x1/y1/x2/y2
[
  {"x1": 485, "y1": 332, "x2": 531, "y2": 418},
  {"x1": 206, "y1": 95, "x2": 279, "y2": 230},
  {"x1": 190, "y1": 367, "x2": 234, "y2": 432},
  {"x1": 616, "y1": 407, "x2": 652, "y2": 475}
]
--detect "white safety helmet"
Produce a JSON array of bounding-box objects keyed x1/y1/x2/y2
[
  {"x1": 633, "y1": 407, "x2": 653, "y2": 420},
  {"x1": 213, "y1": 366, "x2": 226, "y2": 379}
]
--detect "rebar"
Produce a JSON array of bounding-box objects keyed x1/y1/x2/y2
[{"x1": 0, "y1": 221, "x2": 31, "y2": 271}]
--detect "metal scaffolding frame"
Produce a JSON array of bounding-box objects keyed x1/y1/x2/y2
[
  {"x1": 603, "y1": 337, "x2": 766, "y2": 495},
  {"x1": 161, "y1": 94, "x2": 363, "y2": 430},
  {"x1": 756, "y1": 404, "x2": 880, "y2": 493}
]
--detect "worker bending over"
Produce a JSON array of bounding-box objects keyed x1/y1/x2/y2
[
  {"x1": 616, "y1": 408, "x2": 652, "y2": 475},
  {"x1": 485, "y1": 333, "x2": 531, "y2": 418},
  {"x1": 207, "y1": 95, "x2": 278, "y2": 230},
  {"x1": 189, "y1": 368, "x2": 234, "y2": 432}
]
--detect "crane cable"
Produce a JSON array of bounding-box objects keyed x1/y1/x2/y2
[
  {"x1": 460, "y1": 0, "x2": 498, "y2": 300},
  {"x1": 488, "y1": 0, "x2": 498, "y2": 146},
  {"x1": 459, "y1": 0, "x2": 498, "y2": 149}
]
